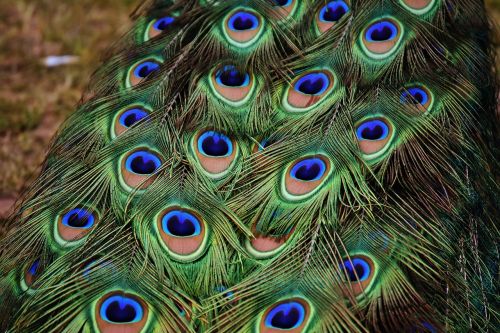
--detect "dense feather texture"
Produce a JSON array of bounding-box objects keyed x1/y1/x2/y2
[{"x1": 0, "y1": 0, "x2": 498, "y2": 332}]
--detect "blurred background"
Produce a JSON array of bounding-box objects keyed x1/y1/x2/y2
[{"x1": 0, "y1": 0, "x2": 498, "y2": 217}]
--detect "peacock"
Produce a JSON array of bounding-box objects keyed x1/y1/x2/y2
[{"x1": 0, "y1": 0, "x2": 498, "y2": 332}]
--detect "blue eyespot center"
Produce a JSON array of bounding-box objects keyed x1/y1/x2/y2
[
  {"x1": 401, "y1": 87, "x2": 428, "y2": 105},
  {"x1": 173, "y1": 301, "x2": 187, "y2": 316},
  {"x1": 421, "y1": 322, "x2": 437, "y2": 333},
  {"x1": 216, "y1": 66, "x2": 250, "y2": 87},
  {"x1": 198, "y1": 131, "x2": 233, "y2": 157},
  {"x1": 356, "y1": 120, "x2": 389, "y2": 141},
  {"x1": 259, "y1": 138, "x2": 275, "y2": 151},
  {"x1": 119, "y1": 108, "x2": 148, "y2": 128},
  {"x1": 83, "y1": 259, "x2": 98, "y2": 279},
  {"x1": 153, "y1": 16, "x2": 175, "y2": 31},
  {"x1": 28, "y1": 260, "x2": 40, "y2": 276},
  {"x1": 341, "y1": 257, "x2": 371, "y2": 282},
  {"x1": 411, "y1": 322, "x2": 438, "y2": 333},
  {"x1": 290, "y1": 158, "x2": 326, "y2": 181},
  {"x1": 215, "y1": 285, "x2": 235, "y2": 299},
  {"x1": 134, "y1": 61, "x2": 160, "y2": 79},
  {"x1": 162, "y1": 210, "x2": 201, "y2": 237},
  {"x1": 273, "y1": 0, "x2": 292, "y2": 6},
  {"x1": 83, "y1": 259, "x2": 115, "y2": 281},
  {"x1": 319, "y1": 1, "x2": 349, "y2": 22},
  {"x1": 228, "y1": 11, "x2": 259, "y2": 31},
  {"x1": 101, "y1": 295, "x2": 143, "y2": 323},
  {"x1": 366, "y1": 21, "x2": 398, "y2": 42},
  {"x1": 294, "y1": 72, "x2": 329, "y2": 95},
  {"x1": 62, "y1": 208, "x2": 95, "y2": 229},
  {"x1": 126, "y1": 151, "x2": 162, "y2": 175},
  {"x1": 265, "y1": 301, "x2": 305, "y2": 329}
]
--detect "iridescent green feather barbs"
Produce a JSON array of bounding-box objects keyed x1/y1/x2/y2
[{"x1": 0, "y1": 0, "x2": 498, "y2": 332}]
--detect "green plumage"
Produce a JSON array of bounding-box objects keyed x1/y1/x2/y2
[{"x1": 0, "y1": 0, "x2": 498, "y2": 332}]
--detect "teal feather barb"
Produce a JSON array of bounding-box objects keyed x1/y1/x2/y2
[{"x1": 0, "y1": 0, "x2": 498, "y2": 332}]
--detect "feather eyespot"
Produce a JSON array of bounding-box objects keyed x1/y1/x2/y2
[
  {"x1": 146, "y1": 16, "x2": 175, "y2": 40},
  {"x1": 82, "y1": 258, "x2": 115, "y2": 282},
  {"x1": 224, "y1": 9, "x2": 264, "y2": 47},
  {"x1": 355, "y1": 117, "x2": 394, "y2": 161},
  {"x1": 266, "y1": 302, "x2": 304, "y2": 329},
  {"x1": 214, "y1": 285, "x2": 239, "y2": 309},
  {"x1": 120, "y1": 108, "x2": 148, "y2": 128},
  {"x1": 400, "y1": 0, "x2": 436, "y2": 15},
  {"x1": 259, "y1": 298, "x2": 311, "y2": 332},
  {"x1": 199, "y1": 131, "x2": 232, "y2": 157},
  {"x1": 282, "y1": 155, "x2": 331, "y2": 201},
  {"x1": 174, "y1": 301, "x2": 187, "y2": 317},
  {"x1": 120, "y1": 148, "x2": 162, "y2": 191},
  {"x1": 361, "y1": 18, "x2": 403, "y2": 59},
  {"x1": 215, "y1": 285, "x2": 235, "y2": 300},
  {"x1": 193, "y1": 131, "x2": 238, "y2": 178},
  {"x1": 55, "y1": 207, "x2": 98, "y2": 246},
  {"x1": 251, "y1": 137, "x2": 279, "y2": 165},
  {"x1": 171, "y1": 300, "x2": 193, "y2": 321},
  {"x1": 340, "y1": 255, "x2": 376, "y2": 296},
  {"x1": 163, "y1": 210, "x2": 201, "y2": 237},
  {"x1": 260, "y1": 139, "x2": 275, "y2": 150},
  {"x1": 126, "y1": 151, "x2": 161, "y2": 174},
  {"x1": 210, "y1": 65, "x2": 255, "y2": 105},
  {"x1": 157, "y1": 207, "x2": 209, "y2": 261},
  {"x1": 62, "y1": 208, "x2": 95, "y2": 228},
  {"x1": 316, "y1": 1, "x2": 350, "y2": 33},
  {"x1": 96, "y1": 292, "x2": 149, "y2": 333},
  {"x1": 342, "y1": 258, "x2": 371, "y2": 281},
  {"x1": 28, "y1": 260, "x2": 40, "y2": 276},
  {"x1": 21, "y1": 259, "x2": 42, "y2": 291},
  {"x1": 401, "y1": 85, "x2": 433, "y2": 113},
  {"x1": 284, "y1": 70, "x2": 335, "y2": 112},
  {"x1": 255, "y1": 138, "x2": 276, "y2": 152},
  {"x1": 273, "y1": 0, "x2": 292, "y2": 5},
  {"x1": 216, "y1": 66, "x2": 250, "y2": 87},
  {"x1": 369, "y1": 231, "x2": 392, "y2": 252},
  {"x1": 102, "y1": 296, "x2": 143, "y2": 323},
  {"x1": 295, "y1": 73, "x2": 329, "y2": 95},
  {"x1": 228, "y1": 11, "x2": 259, "y2": 31},
  {"x1": 246, "y1": 225, "x2": 294, "y2": 258},
  {"x1": 113, "y1": 106, "x2": 150, "y2": 137},
  {"x1": 290, "y1": 158, "x2": 326, "y2": 181},
  {"x1": 252, "y1": 136, "x2": 278, "y2": 154},
  {"x1": 412, "y1": 322, "x2": 438, "y2": 333},
  {"x1": 127, "y1": 59, "x2": 162, "y2": 87},
  {"x1": 270, "y1": 0, "x2": 297, "y2": 19}
]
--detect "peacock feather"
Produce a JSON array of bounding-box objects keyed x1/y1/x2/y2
[{"x1": 0, "y1": 0, "x2": 498, "y2": 332}]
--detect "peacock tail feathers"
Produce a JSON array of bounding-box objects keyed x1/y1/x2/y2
[{"x1": 0, "y1": 0, "x2": 498, "y2": 332}]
